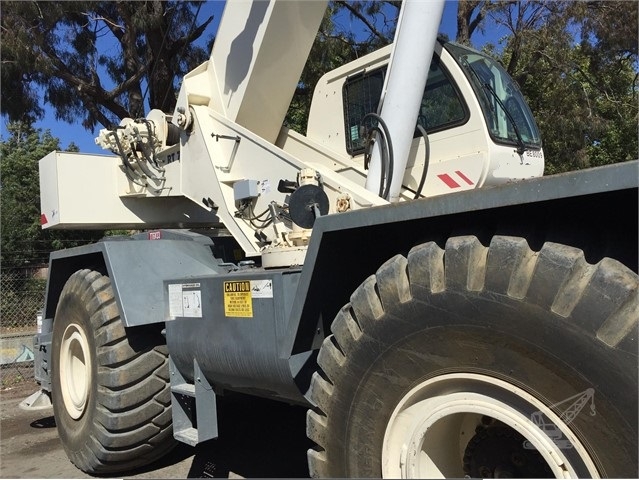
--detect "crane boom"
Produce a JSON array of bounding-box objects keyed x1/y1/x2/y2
[{"x1": 205, "y1": 1, "x2": 327, "y2": 143}]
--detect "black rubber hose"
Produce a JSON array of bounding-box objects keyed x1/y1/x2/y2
[
  {"x1": 110, "y1": 131, "x2": 146, "y2": 188},
  {"x1": 372, "y1": 127, "x2": 387, "y2": 197},
  {"x1": 130, "y1": 147, "x2": 161, "y2": 182},
  {"x1": 362, "y1": 113, "x2": 394, "y2": 199},
  {"x1": 414, "y1": 124, "x2": 430, "y2": 199},
  {"x1": 379, "y1": 117, "x2": 394, "y2": 200},
  {"x1": 363, "y1": 125, "x2": 385, "y2": 195},
  {"x1": 140, "y1": 119, "x2": 163, "y2": 169}
]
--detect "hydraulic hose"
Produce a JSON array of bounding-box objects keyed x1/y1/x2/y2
[
  {"x1": 109, "y1": 131, "x2": 147, "y2": 188},
  {"x1": 362, "y1": 113, "x2": 394, "y2": 200},
  {"x1": 414, "y1": 124, "x2": 430, "y2": 199},
  {"x1": 364, "y1": 125, "x2": 387, "y2": 197},
  {"x1": 139, "y1": 119, "x2": 164, "y2": 170}
]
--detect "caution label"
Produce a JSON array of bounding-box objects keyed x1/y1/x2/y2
[{"x1": 223, "y1": 281, "x2": 253, "y2": 318}]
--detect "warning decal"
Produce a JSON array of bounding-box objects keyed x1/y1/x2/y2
[
  {"x1": 168, "y1": 283, "x2": 202, "y2": 319},
  {"x1": 224, "y1": 281, "x2": 253, "y2": 318},
  {"x1": 168, "y1": 284, "x2": 183, "y2": 318},
  {"x1": 251, "y1": 279, "x2": 273, "y2": 298},
  {"x1": 182, "y1": 290, "x2": 202, "y2": 318}
]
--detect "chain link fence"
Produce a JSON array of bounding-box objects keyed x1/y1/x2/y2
[{"x1": 1, "y1": 266, "x2": 47, "y2": 387}]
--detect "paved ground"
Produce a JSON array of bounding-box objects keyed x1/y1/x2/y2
[{"x1": 0, "y1": 381, "x2": 312, "y2": 478}]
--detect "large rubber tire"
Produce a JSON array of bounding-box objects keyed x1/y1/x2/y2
[
  {"x1": 307, "y1": 236, "x2": 638, "y2": 478},
  {"x1": 51, "y1": 269, "x2": 176, "y2": 474}
]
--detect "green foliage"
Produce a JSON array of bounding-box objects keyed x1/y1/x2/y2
[
  {"x1": 0, "y1": 123, "x2": 104, "y2": 267},
  {"x1": 0, "y1": 272, "x2": 46, "y2": 330},
  {"x1": 294, "y1": 0, "x2": 637, "y2": 174},
  {"x1": 286, "y1": 2, "x2": 399, "y2": 133},
  {"x1": 0, "y1": 1, "x2": 214, "y2": 130},
  {"x1": 334, "y1": 1, "x2": 399, "y2": 47},
  {"x1": 488, "y1": 0, "x2": 638, "y2": 173},
  {"x1": 286, "y1": 3, "x2": 393, "y2": 133},
  {"x1": 1, "y1": 0, "x2": 635, "y2": 176}
]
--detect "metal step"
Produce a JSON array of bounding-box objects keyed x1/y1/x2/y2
[
  {"x1": 174, "y1": 427, "x2": 199, "y2": 446},
  {"x1": 169, "y1": 357, "x2": 218, "y2": 446},
  {"x1": 171, "y1": 383, "x2": 196, "y2": 396}
]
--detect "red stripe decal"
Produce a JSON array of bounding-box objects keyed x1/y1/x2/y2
[
  {"x1": 40, "y1": 214, "x2": 48, "y2": 225},
  {"x1": 455, "y1": 170, "x2": 474, "y2": 185},
  {"x1": 438, "y1": 174, "x2": 460, "y2": 188}
]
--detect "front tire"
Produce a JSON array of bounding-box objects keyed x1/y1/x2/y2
[
  {"x1": 52, "y1": 269, "x2": 176, "y2": 474},
  {"x1": 307, "y1": 236, "x2": 638, "y2": 478}
]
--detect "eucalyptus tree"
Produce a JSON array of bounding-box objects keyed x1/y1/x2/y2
[{"x1": 1, "y1": 1, "x2": 214, "y2": 130}]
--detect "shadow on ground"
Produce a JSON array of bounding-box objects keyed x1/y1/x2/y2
[
  {"x1": 12, "y1": 383, "x2": 311, "y2": 478},
  {"x1": 129, "y1": 392, "x2": 312, "y2": 478}
]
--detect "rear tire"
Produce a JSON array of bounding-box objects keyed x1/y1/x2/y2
[
  {"x1": 307, "y1": 236, "x2": 638, "y2": 478},
  {"x1": 52, "y1": 269, "x2": 176, "y2": 474}
]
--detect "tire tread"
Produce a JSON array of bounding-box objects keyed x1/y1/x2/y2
[
  {"x1": 52, "y1": 269, "x2": 175, "y2": 474},
  {"x1": 307, "y1": 235, "x2": 639, "y2": 478}
]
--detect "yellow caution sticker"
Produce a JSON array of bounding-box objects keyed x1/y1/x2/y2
[{"x1": 223, "y1": 281, "x2": 253, "y2": 318}]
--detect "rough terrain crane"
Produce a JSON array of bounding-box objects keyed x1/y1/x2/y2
[{"x1": 30, "y1": 0, "x2": 637, "y2": 478}]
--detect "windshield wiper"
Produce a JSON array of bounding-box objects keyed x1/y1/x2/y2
[
  {"x1": 460, "y1": 57, "x2": 528, "y2": 155},
  {"x1": 481, "y1": 82, "x2": 528, "y2": 155}
]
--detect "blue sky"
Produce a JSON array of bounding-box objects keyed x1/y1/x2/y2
[{"x1": 2, "y1": 1, "x2": 498, "y2": 154}]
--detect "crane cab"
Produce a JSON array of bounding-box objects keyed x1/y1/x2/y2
[{"x1": 281, "y1": 39, "x2": 544, "y2": 200}]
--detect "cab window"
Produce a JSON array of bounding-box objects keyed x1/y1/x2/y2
[{"x1": 343, "y1": 55, "x2": 468, "y2": 155}]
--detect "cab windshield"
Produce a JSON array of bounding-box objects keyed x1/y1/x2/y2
[{"x1": 445, "y1": 43, "x2": 542, "y2": 152}]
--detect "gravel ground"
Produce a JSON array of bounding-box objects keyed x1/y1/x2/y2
[{"x1": 0, "y1": 380, "x2": 311, "y2": 479}]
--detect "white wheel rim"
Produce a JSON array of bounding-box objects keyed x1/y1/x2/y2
[
  {"x1": 382, "y1": 373, "x2": 599, "y2": 478},
  {"x1": 59, "y1": 323, "x2": 91, "y2": 419}
]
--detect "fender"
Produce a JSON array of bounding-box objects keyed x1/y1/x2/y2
[
  {"x1": 41, "y1": 230, "x2": 226, "y2": 329},
  {"x1": 286, "y1": 161, "x2": 639, "y2": 369},
  {"x1": 35, "y1": 230, "x2": 227, "y2": 390}
]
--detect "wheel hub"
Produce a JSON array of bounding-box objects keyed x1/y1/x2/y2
[
  {"x1": 463, "y1": 424, "x2": 553, "y2": 478},
  {"x1": 381, "y1": 373, "x2": 599, "y2": 478},
  {"x1": 59, "y1": 323, "x2": 91, "y2": 419}
]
